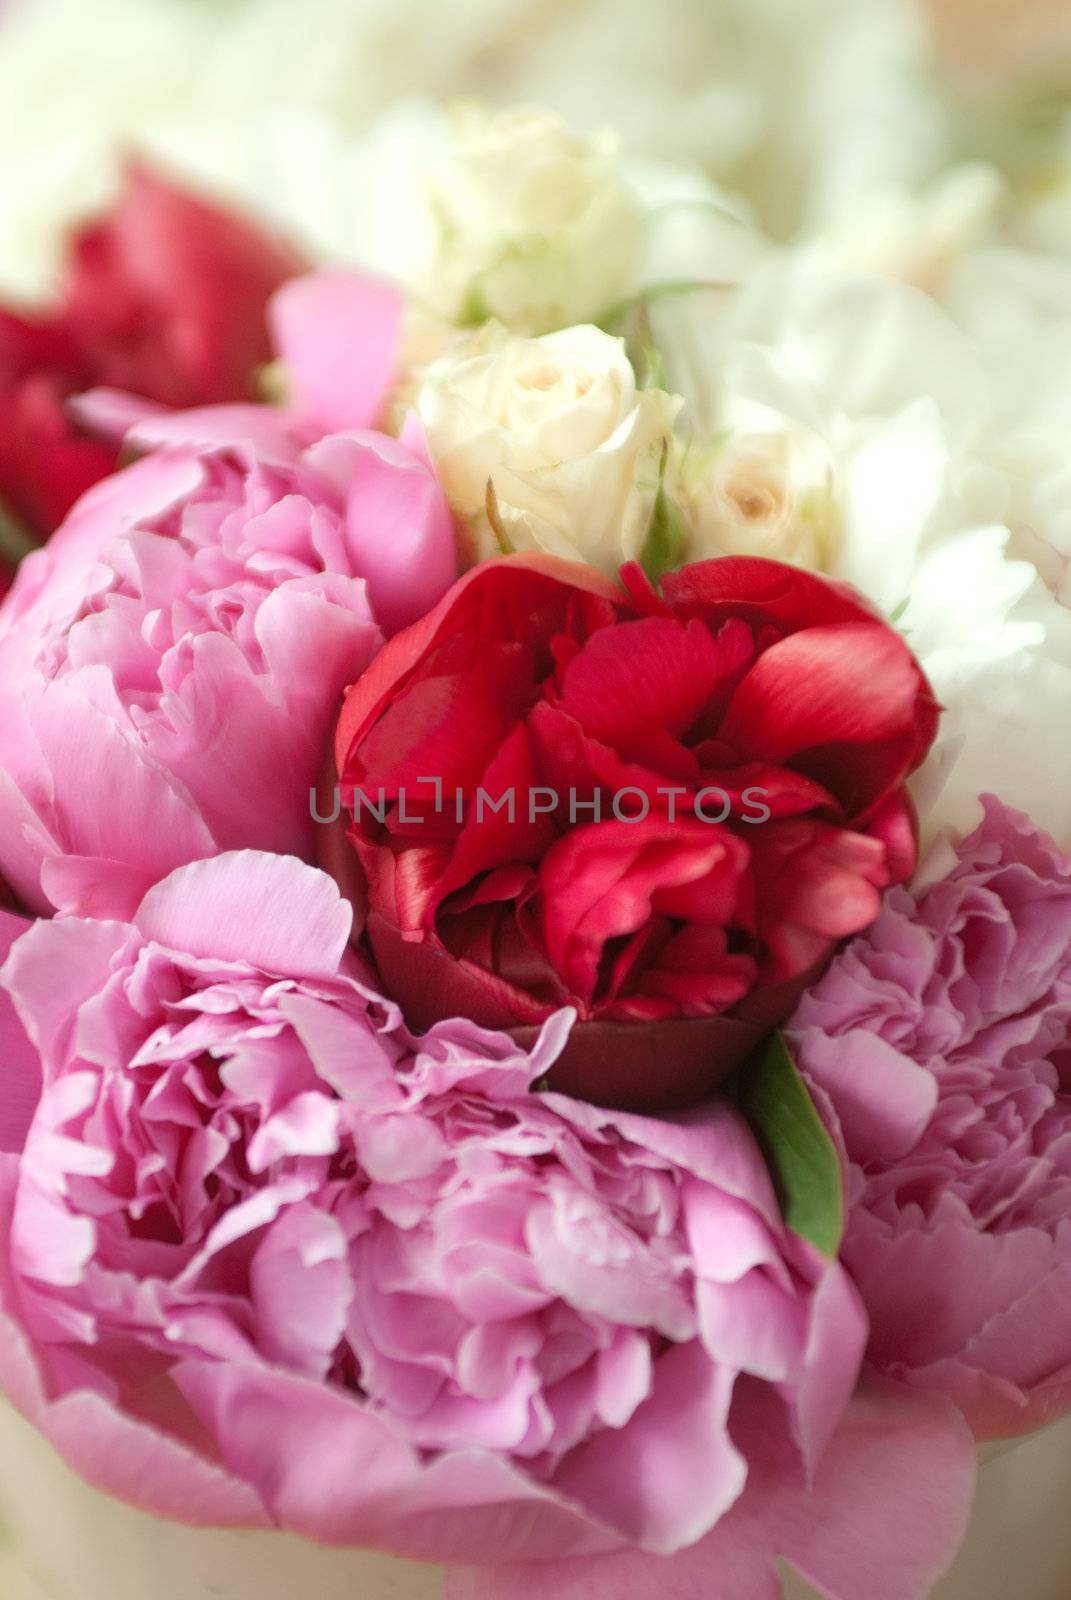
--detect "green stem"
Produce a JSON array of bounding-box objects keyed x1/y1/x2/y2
[{"x1": 0, "y1": 501, "x2": 37, "y2": 572}]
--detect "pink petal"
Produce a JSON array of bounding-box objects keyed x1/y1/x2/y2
[
  {"x1": 142, "y1": 582, "x2": 379, "y2": 861},
  {"x1": 785, "y1": 1256, "x2": 868, "y2": 1474},
  {"x1": 174, "y1": 1360, "x2": 613, "y2": 1560},
  {"x1": 33, "y1": 1388, "x2": 270, "y2": 1529},
  {"x1": 552, "y1": 1343, "x2": 746, "y2": 1554},
  {"x1": 70, "y1": 390, "x2": 306, "y2": 462},
  {"x1": 0, "y1": 1158, "x2": 267, "y2": 1529},
  {"x1": 0, "y1": 672, "x2": 219, "y2": 918},
  {"x1": 67, "y1": 387, "x2": 170, "y2": 442},
  {"x1": 779, "y1": 1378, "x2": 976, "y2": 1600},
  {"x1": 794, "y1": 1027, "x2": 938, "y2": 1165},
  {"x1": 1, "y1": 915, "x2": 130, "y2": 1068},
  {"x1": 270, "y1": 270, "x2": 404, "y2": 434},
  {"x1": 304, "y1": 420, "x2": 456, "y2": 635},
  {"x1": 0, "y1": 911, "x2": 40, "y2": 1154},
  {"x1": 134, "y1": 852, "x2": 352, "y2": 977},
  {"x1": 249, "y1": 1204, "x2": 352, "y2": 1380},
  {"x1": 447, "y1": 1378, "x2": 976, "y2": 1600},
  {"x1": 124, "y1": 404, "x2": 305, "y2": 461}
]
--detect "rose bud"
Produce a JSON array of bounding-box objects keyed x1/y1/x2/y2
[{"x1": 325, "y1": 554, "x2": 939, "y2": 1111}]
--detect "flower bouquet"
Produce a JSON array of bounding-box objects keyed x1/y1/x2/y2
[{"x1": 0, "y1": 85, "x2": 1068, "y2": 1600}]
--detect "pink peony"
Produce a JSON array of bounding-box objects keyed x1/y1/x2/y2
[
  {"x1": 448, "y1": 1374, "x2": 976, "y2": 1600},
  {"x1": 0, "y1": 906, "x2": 37, "y2": 1159},
  {"x1": 0, "y1": 849, "x2": 869, "y2": 1563},
  {"x1": 0, "y1": 395, "x2": 454, "y2": 919},
  {"x1": 790, "y1": 795, "x2": 1071, "y2": 1440}
]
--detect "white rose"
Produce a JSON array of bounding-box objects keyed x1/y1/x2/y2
[
  {"x1": 341, "y1": 102, "x2": 765, "y2": 340},
  {"x1": 417, "y1": 322, "x2": 682, "y2": 573},
  {"x1": 680, "y1": 426, "x2": 838, "y2": 570},
  {"x1": 415, "y1": 104, "x2": 645, "y2": 334}
]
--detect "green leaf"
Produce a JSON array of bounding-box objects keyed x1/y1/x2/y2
[
  {"x1": 635, "y1": 340, "x2": 668, "y2": 394},
  {"x1": 737, "y1": 1033, "x2": 844, "y2": 1258},
  {"x1": 639, "y1": 443, "x2": 686, "y2": 586},
  {"x1": 458, "y1": 279, "x2": 493, "y2": 329}
]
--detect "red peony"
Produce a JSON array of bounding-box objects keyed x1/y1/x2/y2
[
  {"x1": 327, "y1": 554, "x2": 940, "y2": 1110},
  {"x1": 0, "y1": 313, "x2": 118, "y2": 536},
  {"x1": 0, "y1": 161, "x2": 305, "y2": 539}
]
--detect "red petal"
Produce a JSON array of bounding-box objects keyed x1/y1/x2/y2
[
  {"x1": 720, "y1": 622, "x2": 935, "y2": 817},
  {"x1": 556, "y1": 615, "x2": 740, "y2": 770},
  {"x1": 750, "y1": 820, "x2": 890, "y2": 982},
  {"x1": 527, "y1": 1007, "x2": 789, "y2": 1111},
  {"x1": 538, "y1": 817, "x2": 750, "y2": 1008},
  {"x1": 663, "y1": 555, "x2": 884, "y2": 632},
  {"x1": 64, "y1": 159, "x2": 305, "y2": 406},
  {"x1": 336, "y1": 557, "x2": 622, "y2": 777}
]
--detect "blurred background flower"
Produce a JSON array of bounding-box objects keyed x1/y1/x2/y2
[{"x1": 0, "y1": 0, "x2": 1069, "y2": 295}]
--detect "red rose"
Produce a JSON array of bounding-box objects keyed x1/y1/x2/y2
[
  {"x1": 0, "y1": 161, "x2": 305, "y2": 539},
  {"x1": 326, "y1": 554, "x2": 939, "y2": 1110}
]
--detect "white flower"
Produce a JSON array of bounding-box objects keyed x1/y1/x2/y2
[
  {"x1": 653, "y1": 256, "x2": 1071, "y2": 851},
  {"x1": 1016, "y1": 117, "x2": 1071, "y2": 261},
  {"x1": 410, "y1": 104, "x2": 645, "y2": 333},
  {"x1": 678, "y1": 420, "x2": 838, "y2": 570},
  {"x1": 0, "y1": 1, "x2": 763, "y2": 307},
  {"x1": 0, "y1": 0, "x2": 643, "y2": 295},
  {"x1": 804, "y1": 165, "x2": 1006, "y2": 297},
  {"x1": 341, "y1": 101, "x2": 765, "y2": 338},
  {"x1": 942, "y1": 247, "x2": 1071, "y2": 605},
  {"x1": 911, "y1": 560, "x2": 1071, "y2": 855},
  {"x1": 322, "y1": 98, "x2": 765, "y2": 336},
  {"x1": 417, "y1": 322, "x2": 682, "y2": 572}
]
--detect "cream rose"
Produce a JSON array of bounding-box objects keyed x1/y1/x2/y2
[
  {"x1": 417, "y1": 322, "x2": 682, "y2": 572},
  {"x1": 415, "y1": 104, "x2": 645, "y2": 335},
  {"x1": 681, "y1": 429, "x2": 839, "y2": 571}
]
